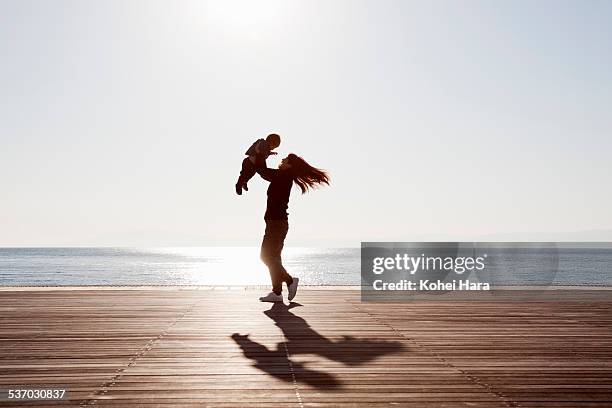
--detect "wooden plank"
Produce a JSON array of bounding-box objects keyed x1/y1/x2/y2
[{"x1": 0, "y1": 288, "x2": 611, "y2": 406}]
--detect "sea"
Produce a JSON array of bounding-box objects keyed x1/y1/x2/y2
[{"x1": 0, "y1": 247, "x2": 611, "y2": 287}]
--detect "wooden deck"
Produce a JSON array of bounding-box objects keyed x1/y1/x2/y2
[{"x1": 1, "y1": 288, "x2": 611, "y2": 407}]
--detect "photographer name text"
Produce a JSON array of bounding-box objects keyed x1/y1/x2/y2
[
  {"x1": 372, "y1": 279, "x2": 490, "y2": 291},
  {"x1": 370, "y1": 253, "x2": 491, "y2": 291}
]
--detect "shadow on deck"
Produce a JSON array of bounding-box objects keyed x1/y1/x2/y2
[{"x1": 232, "y1": 302, "x2": 405, "y2": 390}]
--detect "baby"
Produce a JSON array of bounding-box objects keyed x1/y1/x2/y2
[{"x1": 235, "y1": 133, "x2": 281, "y2": 195}]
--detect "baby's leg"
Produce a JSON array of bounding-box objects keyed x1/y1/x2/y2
[
  {"x1": 236, "y1": 157, "x2": 257, "y2": 194},
  {"x1": 241, "y1": 157, "x2": 257, "y2": 185}
]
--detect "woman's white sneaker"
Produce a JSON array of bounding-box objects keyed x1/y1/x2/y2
[
  {"x1": 288, "y1": 278, "x2": 299, "y2": 301},
  {"x1": 259, "y1": 292, "x2": 284, "y2": 302}
]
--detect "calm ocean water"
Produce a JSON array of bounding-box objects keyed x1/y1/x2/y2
[
  {"x1": 0, "y1": 247, "x2": 357, "y2": 286},
  {"x1": 0, "y1": 247, "x2": 611, "y2": 286}
]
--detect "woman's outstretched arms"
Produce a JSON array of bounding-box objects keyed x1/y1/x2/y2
[{"x1": 255, "y1": 160, "x2": 279, "y2": 182}]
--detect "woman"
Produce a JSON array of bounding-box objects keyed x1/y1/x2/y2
[{"x1": 256, "y1": 154, "x2": 329, "y2": 302}]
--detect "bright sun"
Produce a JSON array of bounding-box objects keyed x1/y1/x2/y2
[{"x1": 203, "y1": 0, "x2": 293, "y2": 30}]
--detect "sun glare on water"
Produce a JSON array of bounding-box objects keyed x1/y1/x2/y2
[
  {"x1": 149, "y1": 247, "x2": 328, "y2": 286},
  {"x1": 153, "y1": 247, "x2": 267, "y2": 285}
]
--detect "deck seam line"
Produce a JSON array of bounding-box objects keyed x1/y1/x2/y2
[
  {"x1": 348, "y1": 301, "x2": 522, "y2": 408},
  {"x1": 282, "y1": 341, "x2": 304, "y2": 408},
  {"x1": 78, "y1": 299, "x2": 202, "y2": 407}
]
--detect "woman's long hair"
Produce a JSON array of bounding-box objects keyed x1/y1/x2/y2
[{"x1": 287, "y1": 153, "x2": 330, "y2": 193}]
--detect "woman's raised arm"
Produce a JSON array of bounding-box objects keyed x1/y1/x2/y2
[{"x1": 255, "y1": 160, "x2": 279, "y2": 182}]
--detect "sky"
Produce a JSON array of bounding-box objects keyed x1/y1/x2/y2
[{"x1": 1, "y1": 0, "x2": 611, "y2": 246}]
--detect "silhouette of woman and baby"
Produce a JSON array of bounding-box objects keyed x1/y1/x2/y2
[
  {"x1": 232, "y1": 134, "x2": 404, "y2": 389},
  {"x1": 235, "y1": 133, "x2": 329, "y2": 303}
]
